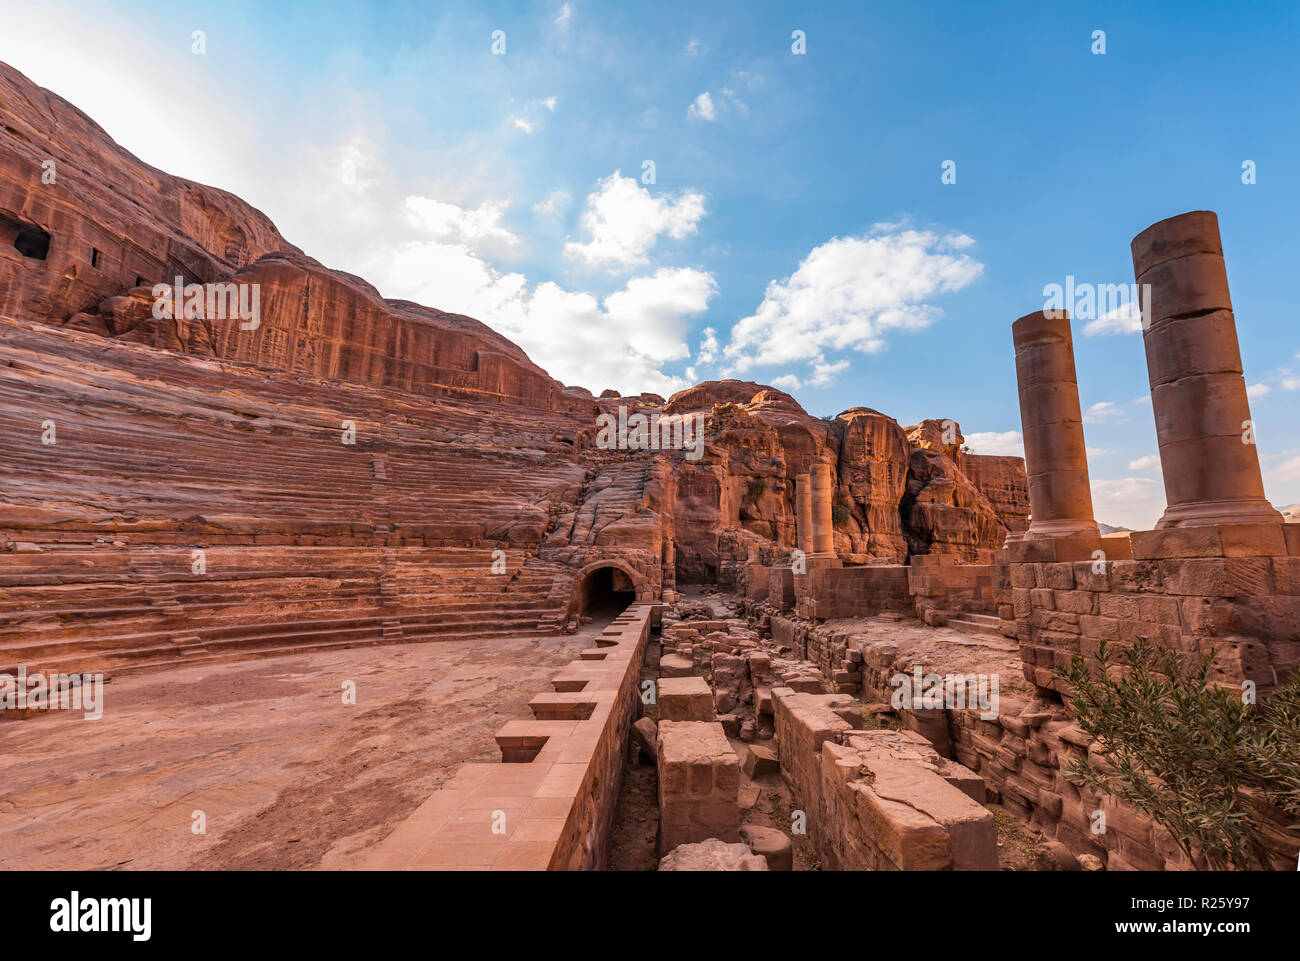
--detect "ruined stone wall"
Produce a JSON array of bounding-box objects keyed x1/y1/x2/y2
[
  {"x1": 773, "y1": 688, "x2": 996, "y2": 870},
  {"x1": 907, "y1": 557, "x2": 998, "y2": 624},
  {"x1": 841, "y1": 614, "x2": 1299, "y2": 871},
  {"x1": 1001, "y1": 526, "x2": 1300, "y2": 695},
  {"x1": 363, "y1": 604, "x2": 655, "y2": 870},
  {"x1": 792, "y1": 565, "x2": 912, "y2": 620},
  {"x1": 766, "y1": 566, "x2": 794, "y2": 611}
]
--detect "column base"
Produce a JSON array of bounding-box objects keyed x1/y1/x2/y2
[
  {"x1": 1157, "y1": 498, "x2": 1283, "y2": 529},
  {"x1": 1022, "y1": 518, "x2": 1100, "y2": 540},
  {"x1": 806, "y1": 552, "x2": 841, "y2": 569}
]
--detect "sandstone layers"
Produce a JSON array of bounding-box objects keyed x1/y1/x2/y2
[{"x1": 0, "y1": 61, "x2": 1026, "y2": 677}]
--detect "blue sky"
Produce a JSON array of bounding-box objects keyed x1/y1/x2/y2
[{"x1": 3, "y1": 0, "x2": 1298, "y2": 527}]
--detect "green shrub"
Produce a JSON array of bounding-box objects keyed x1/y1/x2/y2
[
  {"x1": 1056, "y1": 638, "x2": 1300, "y2": 870},
  {"x1": 747, "y1": 476, "x2": 766, "y2": 500}
]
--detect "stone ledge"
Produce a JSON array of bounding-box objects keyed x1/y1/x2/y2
[{"x1": 359, "y1": 604, "x2": 654, "y2": 870}]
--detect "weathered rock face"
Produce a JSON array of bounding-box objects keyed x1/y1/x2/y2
[
  {"x1": 0, "y1": 61, "x2": 1027, "y2": 678},
  {"x1": 901, "y1": 449, "x2": 1008, "y2": 561},
  {"x1": 0, "y1": 62, "x2": 291, "y2": 327},
  {"x1": 655, "y1": 384, "x2": 1028, "y2": 574},
  {"x1": 0, "y1": 62, "x2": 586, "y2": 413},
  {"x1": 833, "y1": 408, "x2": 910, "y2": 560},
  {"x1": 905, "y1": 418, "x2": 965, "y2": 464},
  {"x1": 963, "y1": 454, "x2": 1031, "y2": 539},
  {"x1": 68, "y1": 253, "x2": 589, "y2": 412}
]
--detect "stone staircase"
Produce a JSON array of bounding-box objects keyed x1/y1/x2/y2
[{"x1": 0, "y1": 318, "x2": 591, "y2": 676}]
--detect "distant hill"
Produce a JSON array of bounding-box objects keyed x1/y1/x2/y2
[
  {"x1": 1281, "y1": 504, "x2": 1299, "y2": 523},
  {"x1": 1098, "y1": 522, "x2": 1132, "y2": 535}
]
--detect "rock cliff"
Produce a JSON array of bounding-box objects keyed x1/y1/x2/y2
[{"x1": 0, "y1": 62, "x2": 1026, "y2": 676}]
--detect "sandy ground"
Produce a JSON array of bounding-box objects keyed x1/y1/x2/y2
[{"x1": 0, "y1": 629, "x2": 594, "y2": 870}]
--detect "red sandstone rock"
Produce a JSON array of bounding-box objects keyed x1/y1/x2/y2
[
  {"x1": 0, "y1": 60, "x2": 1026, "y2": 681},
  {"x1": 657, "y1": 838, "x2": 767, "y2": 871},
  {"x1": 903, "y1": 449, "x2": 1010, "y2": 562}
]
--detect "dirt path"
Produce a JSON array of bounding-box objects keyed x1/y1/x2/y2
[{"x1": 0, "y1": 630, "x2": 594, "y2": 870}]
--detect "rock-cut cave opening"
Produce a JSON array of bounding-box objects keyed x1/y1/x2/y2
[{"x1": 579, "y1": 566, "x2": 637, "y2": 619}]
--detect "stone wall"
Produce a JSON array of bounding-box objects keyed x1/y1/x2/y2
[
  {"x1": 362, "y1": 603, "x2": 656, "y2": 870},
  {"x1": 793, "y1": 565, "x2": 912, "y2": 620},
  {"x1": 844, "y1": 625, "x2": 1299, "y2": 871},
  {"x1": 1001, "y1": 525, "x2": 1300, "y2": 695},
  {"x1": 773, "y1": 688, "x2": 997, "y2": 870},
  {"x1": 907, "y1": 556, "x2": 997, "y2": 625}
]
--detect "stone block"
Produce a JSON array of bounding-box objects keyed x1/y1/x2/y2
[
  {"x1": 739, "y1": 825, "x2": 792, "y2": 871},
  {"x1": 658, "y1": 675, "x2": 715, "y2": 722},
  {"x1": 742, "y1": 744, "x2": 779, "y2": 778},
  {"x1": 657, "y1": 720, "x2": 740, "y2": 854},
  {"x1": 659, "y1": 653, "x2": 694, "y2": 678}
]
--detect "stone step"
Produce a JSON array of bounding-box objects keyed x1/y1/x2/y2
[{"x1": 947, "y1": 614, "x2": 1003, "y2": 637}]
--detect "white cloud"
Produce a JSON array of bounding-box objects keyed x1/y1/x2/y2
[
  {"x1": 1128, "y1": 454, "x2": 1161, "y2": 471},
  {"x1": 540, "y1": 96, "x2": 557, "y2": 112},
  {"x1": 809, "y1": 359, "x2": 849, "y2": 387},
  {"x1": 720, "y1": 86, "x2": 748, "y2": 116},
  {"x1": 687, "y1": 91, "x2": 716, "y2": 121},
  {"x1": 1086, "y1": 447, "x2": 1112, "y2": 457},
  {"x1": 721, "y1": 226, "x2": 983, "y2": 382},
  {"x1": 564, "y1": 171, "x2": 706, "y2": 267},
  {"x1": 603, "y1": 268, "x2": 717, "y2": 363},
  {"x1": 1084, "y1": 400, "x2": 1123, "y2": 423},
  {"x1": 403, "y1": 196, "x2": 519, "y2": 249},
  {"x1": 1282, "y1": 375, "x2": 1300, "y2": 391},
  {"x1": 532, "y1": 189, "x2": 572, "y2": 218},
  {"x1": 770, "y1": 374, "x2": 802, "y2": 390},
  {"x1": 554, "y1": 3, "x2": 572, "y2": 28},
  {"x1": 370, "y1": 245, "x2": 714, "y2": 396},
  {"x1": 1082, "y1": 300, "x2": 1144, "y2": 336},
  {"x1": 1247, "y1": 382, "x2": 1271, "y2": 399},
  {"x1": 1091, "y1": 476, "x2": 1166, "y2": 531},
  {"x1": 688, "y1": 87, "x2": 748, "y2": 122},
  {"x1": 684, "y1": 39, "x2": 703, "y2": 57},
  {"x1": 1268, "y1": 455, "x2": 1300, "y2": 482},
  {"x1": 511, "y1": 117, "x2": 535, "y2": 134},
  {"x1": 964, "y1": 430, "x2": 1025, "y2": 457},
  {"x1": 287, "y1": 140, "x2": 712, "y2": 397},
  {"x1": 696, "y1": 327, "x2": 719, "y2": 364}
]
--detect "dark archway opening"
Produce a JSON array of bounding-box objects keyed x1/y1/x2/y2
[{"x1": 579, "y1": 566, "x2": 636, "y2": 619}]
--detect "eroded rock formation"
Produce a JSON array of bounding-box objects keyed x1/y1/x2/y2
[{"x1": 0, "y1": 61, "x2": 1025, "y2": 678}]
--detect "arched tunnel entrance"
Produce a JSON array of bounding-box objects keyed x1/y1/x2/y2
[{"x1": 576, "y1": 565, "x2": 637, "y2": 620}]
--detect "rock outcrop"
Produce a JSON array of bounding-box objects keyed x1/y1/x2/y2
[
  {"x1": 0, "y1": 60, "x2": 1027, "y2": 677},
  {"x1": 0, "y1": 62, "x2": 586, "y2": 413}
]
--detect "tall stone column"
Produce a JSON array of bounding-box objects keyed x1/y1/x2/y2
[
  {"x1": 1012, "y1": 310, "x2": 1100, "y2": 539},
  {"x1": 1131, "y1": 210, "x2": 1282, "y2": 528},
  {"x1": 810, "y1": 461, "x2": 836, "y2": 556},
  {"x1": 795, "y1": 473, "x2": 814, "y2": 556}
]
